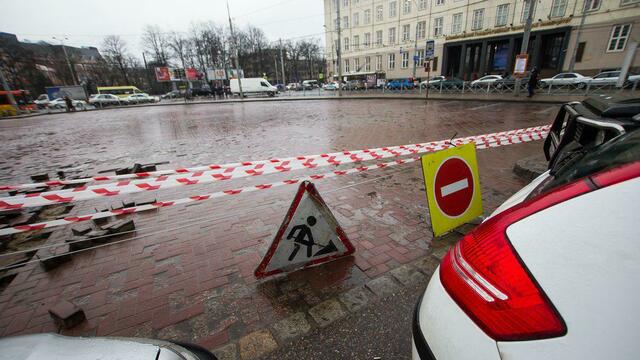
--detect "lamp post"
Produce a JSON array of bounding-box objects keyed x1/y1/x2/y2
[{"x1": 53, "y1": 36, "x2": 77, "y2": 85}]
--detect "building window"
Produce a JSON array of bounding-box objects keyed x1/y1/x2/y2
[
  {"x1": 417, "y1": 21, "x2": 426, "y2": 39},
  {"x1": 403, "y1": 0, "x2": 412, "y2": 15},
  {"x1": 451, "y1": 13, "x2": 462, "y2": 34},
  {"x1": 436, "y1": 0, "x2": 444, "y2": 5},
  {"x1": 472, "y1": 9, "x2": 484, "y2": 30},
  {"x1": 389, "y1": 27, "x2": 397, "y2": 44},
  {"x1": 418, "y1": 0, "x2": 428, "y2": 10},
  {"x1": 388, "y1": 53, "x2": 396, "y2": 69},
  {"x1": 587, "y1": 0, "x2": 601, "y2": 10},
  {"x1": 353, "y1": 35, "x2": 360, "y2": 50},
  {"x1": 344, "y1": 37, "x2": 350, "y2": 51},
  {"x1": 354, "y1": 58, "x2": 360, "y2": 71},
  {"x1": 496, "y1": 4, "x2": 509, "y2": 26},
  {"x1": 402, "y1": 24, "x2": 411, "y2": 41},
  {"x1": 434, "y1": 17, "x2": 443, "y2": 36},
  {"x1": 389, "y1": 1, "x2": 397, "y2": 17},
  {"x1": 621, "y1": 0, "x2": 640, "y2": 5},
  {"x1": 376, "y1": 5, "x2": 384, "y2": 21},
  {"x1": 364, "y1": 32, "x2": 371, "y2": 47},
  {"x1": 550, "y1": 0, "x2": 567, "y2": 18},
  {"x1": 364, "y1": 9, "x2": 371, "y2": 24},
  {"x1": 608, "y1": 24, "x2": 632, "y2": 52},
  {"x1": 576, "y1": 42, "x2": 586, "y2": 62},
  {"x1": 342, "y1": 16, "x2": 349, "y2": 28},
  {"x1": 365, "y1": 56, "x2": 371, "y2": 71},
  {"x1": 345, "y1": 59, "x2": 350, "y2": 72},
  {"x1": 401, "y1": 51, "x2": 409, "y2": 68},
  {"x1": 521, "y1": 0, "x2": 534, "y2": 22},
  {"x1": 416, "y1": 49, "x2": 425, "y2": 66},
  {"x1": 343, "y1": 0, "x2": 349, "y2": 6},
  {"x1": 353, "y1": 13, "x2": 359, "y2": 27},
  {"x1": 433, "y1": 56, "x2": 438, "y2": 71},
  {"x1": 376, "y1": 55, "x2": 383, "y2": 70},
  {"x1": 376, "y1": 30, "x2": 383, "y2": 46}
]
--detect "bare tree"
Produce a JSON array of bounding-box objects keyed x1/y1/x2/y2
[
  {"x1": 168, "y1": 32, "x2": 189, "y2": 70},
  {"x1": 141, "y1": 25, "x2": 170, "y2": 65},
  {"x1": 101, "y1": 35, "x2": 130, "y2": 84}
]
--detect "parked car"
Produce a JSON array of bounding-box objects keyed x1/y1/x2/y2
[
  {"x1": 125, "y1": 93, "x2": 157, "y2": 104},
  {"x1": 323, "y1": 82, "x2": 339, "y2": 91},
  {"x1": 230, "y1": 78, "x2": 278, "y2": 97},
  {"x1": 412, "y1": 96, "x2": 640, "y2": 360},
  {"x1": 0, "y1": 333, "x2": 218, "y2": 360},
  {"x1": 34, "y1": 94, "x2": 50, "y2": 109},
  {"x1": 587, "y1": 70, "x2": 640, "y2": 87},
  {"x1": 344, "y1": 80, "x2": 364, "y2": 90},
  {"x1": 426, "y1": 77, "x2": 465, "y2": 89},
  {"x1": 161, "y1": 90, "x2": 183, "y2": 99},
  {"x1": 470, "y1": 74, "x2": 503, "y2": 87},
  {"x1": 386, "y1": 79, "x2": 414, "y2": 90},
  {"x1": 88, "y1": 94, "x2": 121, "y2": 107},
  {"x1": 494, "y1": 74, "x2": 533, "y2": 89},
  {"x1": 286, "y1": 83, "x2": 302, "y2": 91},
  {"x1": 48, "y1": 97, "x2": 87, "y2": 110},
  {"x1": 419, "y1": 76, "x2": 446, "y2": 89},
  {"x1": 302, "y1": 80, "x2": 319, "y2": 89},
  {"x1": 539, "y1": 72, "x2": 592, "y2": 88},
  {"x1": 190, "y1": 88, "x2": 213, "y2": 97}
]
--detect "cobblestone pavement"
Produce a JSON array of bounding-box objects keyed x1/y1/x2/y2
[{"x1": 0, "y1": 99, "x2": 557, "y2": 359}]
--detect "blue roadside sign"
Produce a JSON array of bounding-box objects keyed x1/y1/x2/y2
[{"x1": 426, "y1": 40, "x2": 435, "y2": 60}]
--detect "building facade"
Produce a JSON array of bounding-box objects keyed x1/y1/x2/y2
[{"x1": 323, "y1": 0, "x2": 640, "y2": 81}]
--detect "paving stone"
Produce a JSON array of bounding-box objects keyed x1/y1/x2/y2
[
  {"x1": 271, "y1": 312, "x2": 311, "y2": 341},
  {"x1": 214, "y1": 343, "x2": 238, "y2": 360},
  {"x1": 339, "y1": 285, "x2": 373, "y2": 313},
  {"x1": 66, "y1": 236, "x2": 94, "y2": 251},
  {"x1": 86, "y1": 229, "x2": 110, "y2": 244},
  {"x1": 365, "y1": 275, "x2": 402, "y2": 298},
  {"x1": 390, "y1": 264, "x2": 425, "y2": 286},
  {"x1": 49, "y1": 299, "x2": 86, "y2": 329},
  {"x1": 431, "y1": 247, "x2": 449, "y2": 261},
  {"x1": 8, "y1": 213, "x2": 37, "y2": 227},
  {"x1": 71, "y1": 223, "x2": 93, "y2": 236},
  {"x1": 308, "y1": 298, "x2": 346, "y2": 327},
  {"x1": 40, "y1": 250, "x2": 73, "y2": 271},
  {"x1": 412, "y1": 256, "x2": 441, "y2": 276},
  {"x1": 122, "y1": 200, "x2": 136, "y2": 208},
  {"x1": 100, "y1": 219, "x2": 135, "y2": 234},
  {"x1": 30, "y1": 173, "x2": 49, "y2": 182},
  {"x1": 238, "y1": 330, "x2": 278, "y2": 360}
]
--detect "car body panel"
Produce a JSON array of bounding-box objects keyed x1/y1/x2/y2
[
  {"x1": 471, "y1": 75, "x2": 502, "y2": 86},
  {"x1": 499, "y1": 177, "x2": 640, "y2": 359},
  {"x1": 416, "y1": 271, "x2": 501, "y2": 360}
]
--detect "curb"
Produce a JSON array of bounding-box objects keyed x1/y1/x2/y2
[{"x1": 513, "y1": 154, "x2": 548, "y2": 182}]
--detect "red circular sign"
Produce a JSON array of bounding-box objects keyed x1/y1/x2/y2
[{"x1": 434, "y1": 157, "x2": 474, "y2": 218}]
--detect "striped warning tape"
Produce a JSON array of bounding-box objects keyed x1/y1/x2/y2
[
  {"x1": 0, "y1": 130, "x2": 548, "y2": 236},
  {"x1": 0, "y1": 125, "x2": 550, "y2": 192},
  {"x1": 0, "y1": 127, "x2": 549, "y2": 210}
]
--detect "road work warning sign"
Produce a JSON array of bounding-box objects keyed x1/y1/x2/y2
[
  {"x1": 421, "y1": 142, "x2": 483, "y2": 237},
  {"x1": 255, "y1": 181, "x2": 355, "y2": 278}
]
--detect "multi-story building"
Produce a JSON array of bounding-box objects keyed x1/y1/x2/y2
[{"x1": 323, "y1": 0, "x2": 640, "y2": 81}]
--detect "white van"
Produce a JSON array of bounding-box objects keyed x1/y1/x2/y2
[{"x1": 230, "y1": 78, "x2": 278, "y2": 97}]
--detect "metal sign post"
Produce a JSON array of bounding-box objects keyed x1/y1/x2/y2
[{"x1": 425, "y1": 40, "x2": 435, "y2": 102}]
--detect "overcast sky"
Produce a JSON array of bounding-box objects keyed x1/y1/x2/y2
[{"x1": 3, "y1": 0, "x2": 325, "y2": 56}]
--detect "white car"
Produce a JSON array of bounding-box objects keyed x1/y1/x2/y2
[
  {"x1": 412, "y1": 98, "x2": 640, "y2": 360},
  {"x1": 588, "y1": 71, "x2": 640, "y2": 87},
  {"x1": 34, "y1": 94, "x2": 50, "y2": 108},
  {"x1": 47, "y1": 98, "x2": 87, "y2": 110},
  {"x1": 88, "y1": 94, "x2": 121, "y2": 107},
  {"x1": 470, "y1": 75, "x2": 503, "y2": 87},
  {"x1": 125, "y1": 93, "x2": 157, "y2": 104},
  {"x1": 539, "y1": 72, "x2": 592, "y2": 88},
  {"x1": 419, "y1": 76, "x2": 446, "y2": 88}
]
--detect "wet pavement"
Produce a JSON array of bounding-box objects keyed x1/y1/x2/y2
[{"x1": 0, "y1": 99, "x2": 557, "y2": 359}]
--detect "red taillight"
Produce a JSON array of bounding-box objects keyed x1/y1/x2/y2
[{"x1": 440, "y1": 160, "x2": 640, "y2": 341}]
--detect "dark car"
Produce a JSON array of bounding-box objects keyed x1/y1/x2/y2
[
  {"x1": 191, "y1": 88, "x2": 213, "y2": 97},
  {"x1": 161, "y1": 90, "x2": 183, "y2": 99},
  {"x1": 386, "y1": 79, "x2": 414, "y2": 90},
  {"x1": 344, "y1": 80, "x2": 364, "y2": 90},
  {"x1": 427, "y1": 77, "x2": 465, "y2": 89},
  {"x1": 494, "y1": 74, "x2": 534, "y2": 90}
]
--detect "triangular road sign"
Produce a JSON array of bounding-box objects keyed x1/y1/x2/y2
[{"x1": 255, "y1": 181, "x2": 355, "y2": 278}]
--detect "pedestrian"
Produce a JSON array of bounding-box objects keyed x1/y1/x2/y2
[
  {"x1": 528, "y1": 66, "x2": 539, "y2": 97},
  {"x1": 64, "y1": 96, "x2": 75, "y2": 112}
]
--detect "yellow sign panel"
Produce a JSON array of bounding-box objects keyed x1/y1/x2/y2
[{"x1": 421, "y1": 142, "x2": 483, "y2": 237}]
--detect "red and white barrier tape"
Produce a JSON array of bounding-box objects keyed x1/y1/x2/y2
[
  {"x1": 0, "y1": 125, "x2": 550, "y2": 192},
  {"x1": 0, "y1": 127, "x2": 549, "y2": 210},
  {"x1": 0, "y1": 130, "x2": 547, "y2": 236}
]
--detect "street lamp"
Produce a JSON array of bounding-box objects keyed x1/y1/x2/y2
[{"x1": 53, "y1": 36, "x2": 78, "y2": 85}]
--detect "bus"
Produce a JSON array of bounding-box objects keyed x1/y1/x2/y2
[{"x1": 96, "y1": 86, "x2": 142, "y2": 99}]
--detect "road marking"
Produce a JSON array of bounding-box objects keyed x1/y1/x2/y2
[
  {"x1": 440, "y1": 178, "x2": 469, "y2": 197},
  {"x1": 469, "y1": 103, "x2": 501, "y2": 111}
]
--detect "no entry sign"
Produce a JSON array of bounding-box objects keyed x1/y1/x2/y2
[{"x1": 421, "y1": 143, "x2": 483, "y2": 236}]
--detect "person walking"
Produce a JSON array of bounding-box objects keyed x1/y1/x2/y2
[
  {"x1": 64, "y1": 96, "x2": 75, "y2": 112},
  {"x1": 528, "y1": 67, "x2": 539, "y2": 97}
]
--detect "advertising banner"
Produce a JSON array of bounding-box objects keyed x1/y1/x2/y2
[
  {"x1": 206, "y1": 68, "x2": 227, "y2": 80},
  {"x1": 186, "y1": 68, "x2": 203, "y2": 81},
  {"x1": 155, "y1": 67, "x2": 171, "y2": 82}
]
